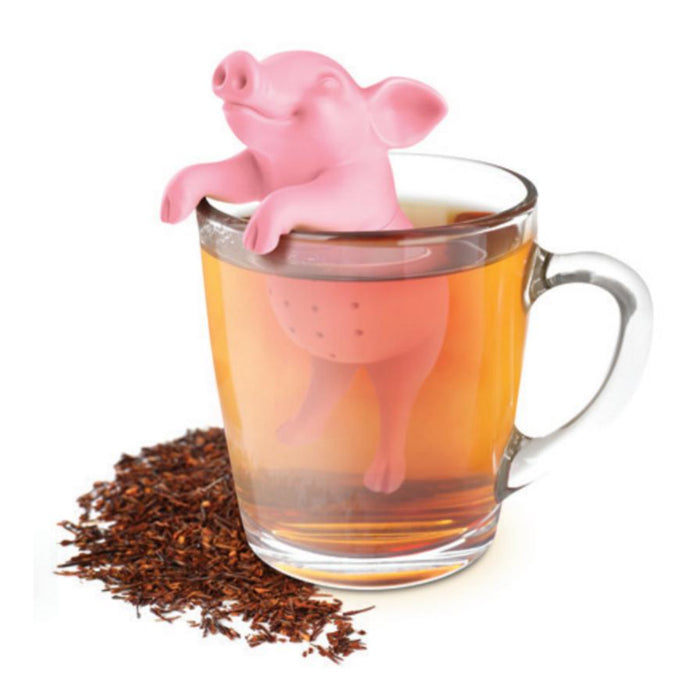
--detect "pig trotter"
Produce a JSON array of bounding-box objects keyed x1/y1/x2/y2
[{"x1": 363, "y1": 453, "x2": 406, "y2": 495}]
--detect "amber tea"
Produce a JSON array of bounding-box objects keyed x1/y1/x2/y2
[{"x1": 201, "y1": 200, "x2": 533, "y2": 586}]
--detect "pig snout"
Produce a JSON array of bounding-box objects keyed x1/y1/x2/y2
[{"x1": 212, "y1": 51, "x2": 257, "y2": 101}]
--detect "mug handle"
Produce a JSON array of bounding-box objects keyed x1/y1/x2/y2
[{"x1": 495, "y1": 244, "x2": 653, "y2": 500}]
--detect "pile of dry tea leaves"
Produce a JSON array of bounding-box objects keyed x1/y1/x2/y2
[{"x1": 57, "y1": 427, "x2": 372, "y2": 663}]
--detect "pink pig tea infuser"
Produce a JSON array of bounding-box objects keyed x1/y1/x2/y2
[
  {"x1": 161, "y1": 50, "x2": 653, "y2": 589},
  {"x1": 163, "y1": 50, "x2": 450, "y2": 496}
]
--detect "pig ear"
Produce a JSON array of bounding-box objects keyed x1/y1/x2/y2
[{"x1": 366, "y1": 78, "x2": 447, "y2": 148}]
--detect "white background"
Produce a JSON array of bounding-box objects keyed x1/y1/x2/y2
[{"x1": 7, "y1": 0, "x2": 698, "y2": 697}]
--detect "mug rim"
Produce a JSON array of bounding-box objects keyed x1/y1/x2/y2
[{"x1": 196, "y1": 153, "x2": 538, "y2": 246}]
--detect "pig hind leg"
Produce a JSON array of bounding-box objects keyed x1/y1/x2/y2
[
  {"x1": 363, "y1": 332, "x2": 444, "y2": 494},
  {"x1": 277, "y1": 357, "x2": 358, "y2": 445}
]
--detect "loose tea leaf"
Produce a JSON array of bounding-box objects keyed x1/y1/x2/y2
[{"x1": 57, "y1": 427, "x2": 371, "y2": 662}]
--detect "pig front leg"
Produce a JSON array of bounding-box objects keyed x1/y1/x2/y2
[
  {"x1": 243, "y1": 164, "x2": 399, "y2": 253},
  {"x1": 161, "y1": 150, "x2": 264, "y2": 223}
]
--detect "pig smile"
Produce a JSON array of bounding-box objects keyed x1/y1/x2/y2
[{"x1": 223, "y1": 102, "x2": 293, "y2": 122}]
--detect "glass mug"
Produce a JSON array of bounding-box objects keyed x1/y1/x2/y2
[{"x1": 196, "y1": 154, "x2": 652, "y2": 589}]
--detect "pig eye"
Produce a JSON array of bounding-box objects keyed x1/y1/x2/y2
[{"x1": 318, "y1": 74, "x2": 341, "y2": 92}]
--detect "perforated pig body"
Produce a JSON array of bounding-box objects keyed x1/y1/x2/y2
[{"x1": 162, "y1": 51, "x2": 448, "y2": 492}]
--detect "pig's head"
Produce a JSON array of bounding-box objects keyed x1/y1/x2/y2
[{"x1": 212, "y1": 51, "x2": 446, "y2": 167}]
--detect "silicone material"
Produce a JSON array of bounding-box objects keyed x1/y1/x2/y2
[
  {"x1": 162, "y1": 51, "x2": 448, "y2": 493},
  {"x1": 161, "y1": 50, "x2": 447, "y2": 248}
]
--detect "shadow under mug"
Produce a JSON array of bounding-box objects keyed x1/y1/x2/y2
[{"x1": 196, "y1": 153, "x2": 652, "y2": 589}]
